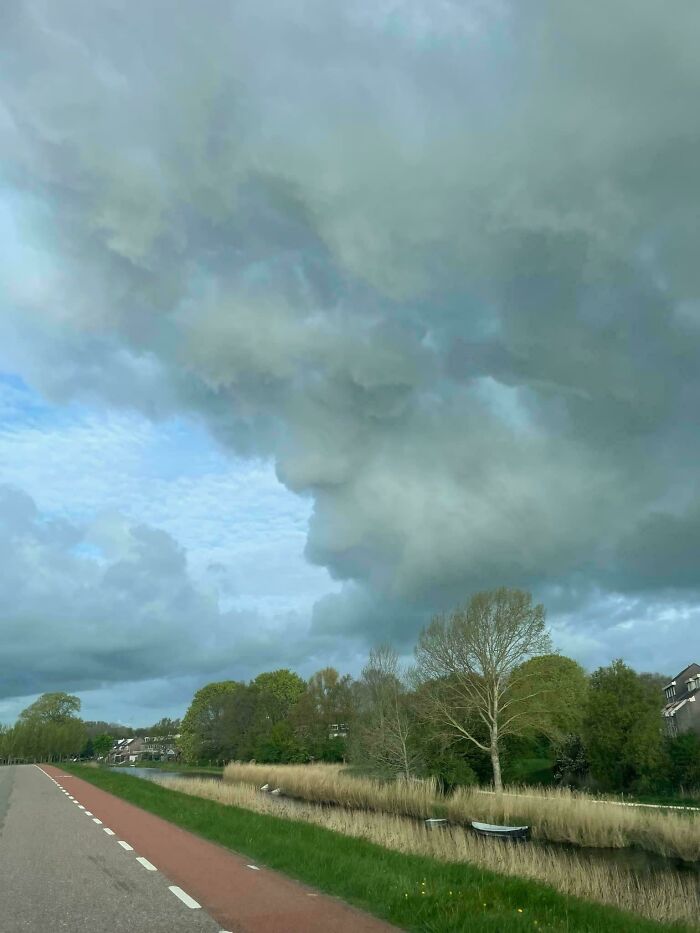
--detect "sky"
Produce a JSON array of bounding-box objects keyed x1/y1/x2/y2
[{"x1": 1, "y1": 0, "x2": 699, "y2": 724}]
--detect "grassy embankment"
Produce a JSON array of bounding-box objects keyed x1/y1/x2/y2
[
  {"x1": 169, "y1": 772, "x2": 699, "y2": 927},
  {"x1": 222, "y1": 763, "x2": 700, "y2": 860},
  {"x1": 64, "y1": 765, "x2": 695, "y2": 933}
]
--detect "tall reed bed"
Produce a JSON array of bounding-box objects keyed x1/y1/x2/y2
[
  {"x1": 223, "y1": 761, "x2": 437, "y2": 818},
  {"x1": 163, "y1": 776, "x2": 700, "y2": 928},
  {"x1": 449, "y1": 785, "x2": 700, "y2": 861},
  {"x1": 223, "y1": 762, "x2": 700, "y2": 861}
]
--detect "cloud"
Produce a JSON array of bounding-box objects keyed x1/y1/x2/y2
[
  {"x1": 0, "y1": 483, "x2": 358, "y2": 717},
  {"x1": 2, "y1": 0, "x2": 700, "y2": 698}
]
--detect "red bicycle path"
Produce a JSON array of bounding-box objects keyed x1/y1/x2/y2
[{"x1": 41, "y1": 764, "x2": 399, "y2": 933}]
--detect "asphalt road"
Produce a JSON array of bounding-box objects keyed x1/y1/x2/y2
[{"x1": 0, "y1": 765, "x2": 222, "y2": 932}]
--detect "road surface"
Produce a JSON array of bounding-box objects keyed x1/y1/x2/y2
[{"x1": 0, "y1": 765, "x2": 396, "y2": 933}]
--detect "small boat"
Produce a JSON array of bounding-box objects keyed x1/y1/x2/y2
[
  {"x1": 269, "y1": 787, "x2": 282, "y2": 796},
  {"x1": 260, "y1": 783, "x2": 269, "y2": 792},
  {"x1": 471, "y1": 821, "x2": 529, "y2": 840}
]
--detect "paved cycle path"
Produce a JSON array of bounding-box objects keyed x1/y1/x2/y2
[
  {"x1": 41, "y1": 764, "x2": 397, "y2": 933},
  {"x1": 0, "y1": 764, "x2": 220, "y2": 931}
]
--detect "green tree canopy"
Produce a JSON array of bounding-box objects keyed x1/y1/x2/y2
[
  {"x1": 92, "y1": 733, "x2": 113, "y2": 758},
  {"x1": 19, "y1": 692, "x2": 81, "y2": 723},
  {"x1": 252, "y1": 669, "x2": 306, "y2": 717},
  {"x1": 582, "y1": 659, "x2": 664, "y2": 791},
  {"x1": 179, "y1": 680, "x2": 245, "y2": 763},
  {"x1": 509, "y1": 654, "x2": 589, "y2": 738}
]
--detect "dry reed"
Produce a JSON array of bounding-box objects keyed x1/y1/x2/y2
[
  {"x1": 223, "y1": 762, "x2": 700, "y2": 861},
  {"x1": 161, "y1": 776, "x2": 700, "y2": 928},
  {"x1": 449, "y1": 785, "x2": 700, "y2": 861},
  {"x1": 223, "y1": 762, "x2": 437, "y2": 818}
]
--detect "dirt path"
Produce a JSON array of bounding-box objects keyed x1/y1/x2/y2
[{"x1": 42, "y1": 765, "x2": 399, "y2": 933}]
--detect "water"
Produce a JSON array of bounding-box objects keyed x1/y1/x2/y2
[
  {"x1": 108, "y1": 766, "x2": 222, "y2": 782},
  {"x1": 110, "y1": 770, "x2": 698, "y2": 878}
]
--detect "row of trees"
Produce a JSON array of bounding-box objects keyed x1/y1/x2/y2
[
  {"x1": 0, "y1": 693, "x2": 183, "y2": 764},
  {"x1": 179, "y1": 588, "x2": 699, "y2": 794},
  {"x1": 3, "y1": 589, "x2": 697, "y2": 793},
  {"x1": 0, "y1": 692, "x2": 87, "y2": 762}
]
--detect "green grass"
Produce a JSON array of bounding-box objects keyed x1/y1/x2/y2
[
  {"x1": 502, "y1": 758, "x2": 556, "y2": 787},
  {"x1": 63, "y1": 765, "x2": 691, "y2": 933}
]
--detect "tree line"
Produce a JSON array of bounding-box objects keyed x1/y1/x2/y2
[
  {"x1": 178, "y1": 589, "x2": 700, "y2": 794},
  {"x1": 2, "y1": 588, "x2": 698, "y2": 793}
]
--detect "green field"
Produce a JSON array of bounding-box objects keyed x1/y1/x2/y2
[{"x1": 65, "y1": 765, "x2": 692, "y2": 933}]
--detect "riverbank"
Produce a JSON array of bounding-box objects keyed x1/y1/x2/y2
[
  {"x1": 222, "y1": 763, "x2": 700, "y2": 860},
  {"x1": 108, "y1": 760, "x2": 223, "y2": 774},
  {"x1": 65, "y1": 765, "x2": 695, "y2": 932}
]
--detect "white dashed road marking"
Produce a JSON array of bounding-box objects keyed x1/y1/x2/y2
[
  {"x1": 118, "y1": 841, "x2": 133, "y2": 851},
  {"x1": 103, "y1": 828, "x2": 115, "y2": 835},
  {"x1": 168, "y1": 886, "x2": 201, "y2": 909},
  {"x1": 136, "y1": 856, "x2": 157, "y2": 872},
  {"x1": 92, "y1": 818, "x2": 102, "y2": 824}
]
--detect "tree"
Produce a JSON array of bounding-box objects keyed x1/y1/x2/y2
[
  {"x1": 553, "y1": 733, "x2": 589, "y2": 787},
  {"x1": 92, "y1": 733, "x2": 113, "y2": 760},
  {"x1": 252, "y1": 670, "x2": 306, "y2": 723},
  {"x1": 508, "y1": 654, "x2": 588, "y2": 735},
  {"x1": 665, "y1": 733, "x2": 700, "y2": 790},
  {"x1": 179, "y1": 681, "x2": 245, "y2": 763},
  {"x1": 582, "y1": 659, "x2": 664, "y2": 791},
  {"x1": 354, "y1": 645, "x2": 421, "y2": 779},
  {"x1": 292, "y1": 668, "x2": 355, "y2": 761},
  {"x1": 414, "y1": 587, "x2": 552, "y2": 791},
  {"x1": 19, "y1": 692, "x2": 81, "y2": 723}
]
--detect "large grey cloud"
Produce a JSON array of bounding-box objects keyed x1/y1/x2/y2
[
  {"x1": 2, "y1": 0, "x2": 700, "y2": 682},
  {"x1": 0, "y1": 483, "x2": 355, "y2": 706}
]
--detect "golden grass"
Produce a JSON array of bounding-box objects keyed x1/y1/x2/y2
[
  {"x1": 163, "y1": 776, "x2": 700, "y2": 928},
  {"x1": 223, "y1": 762, "x2": 437, "y2": 818},
  {"x1": 223, "y1": 762, "x2": 700, "y2": 861},
  {"x1": 449, "y1": 785, "x2": 700, "y2": 861}
]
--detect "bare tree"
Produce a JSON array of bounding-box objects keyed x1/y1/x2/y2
[
  {"x1": 414, "y1": 587, "x2": 552, "y2": 791},
  {"x1": 357, "y1": 645, "x2": 420, "y2": 780}
]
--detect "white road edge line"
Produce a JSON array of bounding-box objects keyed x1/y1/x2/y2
[
  {"x1": 168, "y1": 886, "x2": 201, "y2": 909},
  {"x1": 78, "y1": 805, "x2": 85, "y2": 810},
  {"x1": 84, "y1": 811, "x2": 93, "y2": 816},
  {"x1": 103, "y1": 828, "x2": 115, "y2": 835},
  {"x1": 136, "y1": 856, "x2": 157, "y2": 871},
  {"x1": 92, "y1": 818, "x2": 102, "y2": 824},
  {"x1": 118, "y1": 841, "x2": 133, "y2": 851}
]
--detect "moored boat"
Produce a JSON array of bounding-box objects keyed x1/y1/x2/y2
[{"x1": 471, "y1": 821, "x2": 529, "y2": 840}]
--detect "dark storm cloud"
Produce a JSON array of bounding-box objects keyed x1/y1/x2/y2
[
  {"x1": 0, "y1": 484, "x2": 353, "y2": 702},
  {"x1": 2, "y1": 0, "x2": 700, "y2": 678}
]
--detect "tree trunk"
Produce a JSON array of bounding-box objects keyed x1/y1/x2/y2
[{"x1": 490, "y1": 740, "x2": 503, "y2": 792}]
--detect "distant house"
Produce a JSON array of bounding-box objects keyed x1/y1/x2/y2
[
  {"x1": 328, "y1": 723, "x2": 349, "y2": 738},
  {"x1": 109, "y1": 737, "x2": 143, "y2": 764},
  {"x1": 108, "y1": 735, "x2": 180, "y2": 764},
  {"x1": 663, "y1": 663, "x2": 700, "y2": 737}
]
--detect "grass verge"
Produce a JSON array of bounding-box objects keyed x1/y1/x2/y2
[{"x1": 64, "y1": 765, "x2": 692, "y2": 933}]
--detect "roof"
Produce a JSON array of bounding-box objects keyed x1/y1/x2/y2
[{"x1": 664, "y1": 662, "x2": 700, "y2": 691}]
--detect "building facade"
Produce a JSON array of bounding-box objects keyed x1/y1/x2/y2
[{"x1": 663, "y1": 663, "x2": 700, "y2": 737}]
